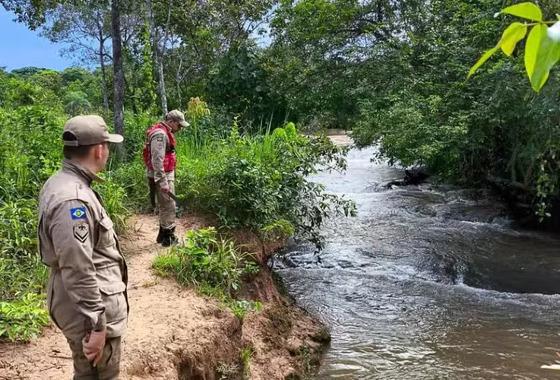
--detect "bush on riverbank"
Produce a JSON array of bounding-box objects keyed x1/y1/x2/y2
[
  {"x1": 175, "y1": 121, "x2": 355, "y2": 244},
  {"x1": 153, "y1": 227, "x2": 263, "y2": 319}
]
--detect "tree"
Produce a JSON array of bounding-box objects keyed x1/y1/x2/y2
[
  {"x1": 64, "y1": 90, "x2": 92, "y2": 115},
  {"x1": 145, "y1": 0, "x2": 170, "y2": 114},
  {"x1": 111, "y1": 0, "x2": 125, "y2": 149},
  {"x1": 266, "y1": 0, "x2": 418, "y2": 128},
  {"x1": 41, "y1": 1, "x2": 112, "y2": 112}
]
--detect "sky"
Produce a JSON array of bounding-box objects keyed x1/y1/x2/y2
[{"x1": 0, "y1": 8, "x2": 74, "y2": 71}]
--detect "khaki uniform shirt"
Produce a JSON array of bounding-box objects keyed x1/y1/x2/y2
[
  {"x1": 38, "y1": 160, "x2": 128, "y2": 341},
  {"x1": 146, "y1": 122, "x2": 175, "y2": 188}
]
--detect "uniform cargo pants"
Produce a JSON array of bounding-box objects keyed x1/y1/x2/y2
[
  {"x1": 156, "y1": 173, "x2": 176, "y2": 229},
  {"x1": 66, "y1": 336, "x2": 121, "y2": 380}
]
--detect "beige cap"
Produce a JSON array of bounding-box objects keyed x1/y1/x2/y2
[
  {"x1": 165, "y1": 109, "x2": 190, "y2": 128},
  {"x1": 62, "y1": 115, "x2": 124, "y2": 146}
]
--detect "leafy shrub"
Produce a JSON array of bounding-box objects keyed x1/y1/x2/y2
[
  {"x1": 0, "y1": 293, "x2": 49, "y2": 342},
  {"x1": 94, "y1": 177, "x2": 130, "y2": 234},
  {"x1": 153, "y1": 227, "x2": 259, "y2": 295},
  {"x1": 0, "y1": 106, "x2": 64, "y2": 200},
  {"x1": 0, "y1": 199, "x2": 48, "y2": 302},
  {"x1": 107, "y1": 160, "x2": 149, "y2": 211},
  {"x1": 0, "y1": 200, "x2": 38, "y2": 260},
  {"x1": 230, "y1": 299, "x2": 262, "y2": 320},
  {"x1": 175, "y1": 122, "x2": 356, "y2": 245},
  {"x1": 122, "y1": 111, "x2": 158, "y2": 162},
  {"x1": 63, "y1": 90, "x2": 91, "y2": 116}
]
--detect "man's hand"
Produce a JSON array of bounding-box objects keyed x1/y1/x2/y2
[
  {"x1": 82, "y1": 329, "x2": 107, "y2": 367},
  {"x1": 160, "y1": 182, "x2": 170, "y2": 194}
]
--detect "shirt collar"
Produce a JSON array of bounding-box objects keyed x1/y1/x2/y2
[
  {"x1": 62, "y1": 159, "x2": 103, "y2": 185},
  {"x1": 160, "y1": 121, "x2": 173, "y2": 133}
]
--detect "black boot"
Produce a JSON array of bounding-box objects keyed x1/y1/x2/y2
[
  {"x1": 156, "y1": 226, "x2": 164, "y2": 244},
  {"x1": 161, "y1": 227, "x2": 178, "y2": 247}
]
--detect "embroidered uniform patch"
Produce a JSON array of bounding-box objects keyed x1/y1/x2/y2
[
  {"x1": 73, "y1": 222, "x2": 89, "y2": 243},
  {"x1": 70, "y1": 207, "x2": 87, "y2": 220}
]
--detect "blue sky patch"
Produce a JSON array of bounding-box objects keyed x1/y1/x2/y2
[{"x1": 70, "y1": 207, "x2": 87, "y2": 220}]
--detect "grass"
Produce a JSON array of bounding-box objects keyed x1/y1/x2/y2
[
  {"x1": 152, "y1": 227, "x2": 262, "y2": 319},
  {"x1": 0, "y1": 293, "x2": 49, "y2": 342},
  {"x1": 240, "y1": 345, "x2": 254, "y2": 379}
]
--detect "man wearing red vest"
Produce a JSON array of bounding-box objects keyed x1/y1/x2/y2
[{"x1": 143, "y1": 110, "x2": 189, "y2": 246}]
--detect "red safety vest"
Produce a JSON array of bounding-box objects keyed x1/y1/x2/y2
[{"x1": 142, "y1": 122, "x2": 177, "y2": 172}]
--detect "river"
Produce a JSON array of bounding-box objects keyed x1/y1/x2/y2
[{"x1": 273, "y1": 146, "x2": 560, "y2": 379}]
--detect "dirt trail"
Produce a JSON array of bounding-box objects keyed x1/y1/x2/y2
[{"x1": 0, "y1": 214, "x2": 328, "y2": 380}]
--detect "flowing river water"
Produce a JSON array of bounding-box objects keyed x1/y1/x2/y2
[{"x1": 273, "y1": 146, "x2": 560, "y2": 379}]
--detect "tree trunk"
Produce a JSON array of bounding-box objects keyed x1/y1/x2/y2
[
  {"x1": 175, "y1": 56, "x2": 184, "y2": 107},
  {"x1": 99, "y1": 49, "x2": 110, "y2": 113},
  {"x1": 146, "y1": 0, "x2": 168, "y2": 115},
  {"x1": 96, "y1": 12, "x2": 110, "y2": 113},
  {"x1": 155, "y1": 53, "x2": 167, "y2": 114},
  {"x1": 111, "y1": 0, "x2": 125, "y2": 156}
]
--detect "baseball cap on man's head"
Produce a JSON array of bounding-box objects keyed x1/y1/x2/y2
[
  {"x1": 62, "y1": 115, "x2": 124, "y2": 146},
  {"x1": 165, "y1": 109, "x2": 190, "y2": 128}
]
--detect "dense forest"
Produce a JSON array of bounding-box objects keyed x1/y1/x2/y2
[{"x1": 1, "y1": 0, "x2": 560, "y2": 342}]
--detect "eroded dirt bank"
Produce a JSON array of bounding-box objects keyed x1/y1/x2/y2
[{"x1": 0, "y1": 214, "x2": 329, "y2": 380}]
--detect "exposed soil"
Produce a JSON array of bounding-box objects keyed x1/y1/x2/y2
[
  {"x1": 326, "y1": 134, "x2": 352, "y2": 147},
  {"x1": 0, "y1": 214, "x2": 328, "y2": 380}
]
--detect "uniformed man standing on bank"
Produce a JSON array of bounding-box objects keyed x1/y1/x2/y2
[
  {"x1": 39, "y1": 115, "x2": 128, "y2": 379},
  {"x1": 142, "y1": 110, "x2": 189, "y2": 246}
]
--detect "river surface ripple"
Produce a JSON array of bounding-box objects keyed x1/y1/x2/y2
[{"x1": 273, "y1": 147, "x2": 560, "y2": 380}]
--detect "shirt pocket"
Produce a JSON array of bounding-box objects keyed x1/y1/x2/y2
[
  {"x1": 97, "y1": 265, "x2": 127, "y2": 324},
  {"x1": 96, "y1": 216, "x2": 116, "y2": 248},
  {"x1": 99, "y1": 282, "x2": 127, "y2": 324}
]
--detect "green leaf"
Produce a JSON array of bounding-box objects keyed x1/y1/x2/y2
[
  {"x1": 468, "y1": 47, "x2": 498, "y2": 78},
  {"x1": 499, "y1": 22, "x2": 528, "y2": 56},
  {"x1": 530, "y1": 28, "x2": 560, "y2": 91},
  {"x1": 501, "y1": 2, "x2": 542, "y2": 21},
  {"x1": 525, "y1": 24, "x2": 544, "y2": 79}
]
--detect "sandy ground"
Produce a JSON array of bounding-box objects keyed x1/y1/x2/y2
[
  {"x1": 0, "y1": 214, "x2": 327, "y2": 380},
  {"x1": 327, "y1": 133, "x2": 353, "y2": 147}
]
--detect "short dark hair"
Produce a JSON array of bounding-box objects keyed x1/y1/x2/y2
[
  {"x1": 63, "y1": 145, "x2": 97, "y2": 159},
  {"x1": 62, "y1": 131, "x2": 99, "y2": 159}
]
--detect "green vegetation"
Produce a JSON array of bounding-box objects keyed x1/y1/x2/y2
[
  {"x1": 0, "y1": 66, "x2": 350, "y2": 341},
  {"x1": 153, "y1": 228, "x2": 262, "y2": 319},
  {"x1": 176, "y1": 121, "x2": 355, "y2": 245},
  {"x1": 0, "y1": 294, "x2": 49, "y2": 342},
  {"x1": 153, "y1": 227, "x2": 258, "y2": 294},
  {"x1": 469, "y1": 2, "x2": 560, "y2": 92},
  {"x1": 4, "y1": 0, "x2": 560, "y2": 343},
  {"x1": 240, "y1": 345, "x2": 255, "y2": 379},
  {"x1": 0, "y1": 103, "x2": 64, "y2": 342}
]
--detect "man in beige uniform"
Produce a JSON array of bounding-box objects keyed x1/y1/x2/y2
[
  {"x1": 39, "y1": 115, "x2": 128, "y2": 380},
  {"x1": 143, "y1": 110, "x2": 188, "y2": 246}
]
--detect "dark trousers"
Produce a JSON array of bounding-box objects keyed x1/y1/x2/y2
[{"x1": 66, "y1": 336, "x2": 122, "y2": 380}]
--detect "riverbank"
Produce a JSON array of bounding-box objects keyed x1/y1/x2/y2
[{"x1": 0, "y1": 213, "x2": 329, "y2": 380}]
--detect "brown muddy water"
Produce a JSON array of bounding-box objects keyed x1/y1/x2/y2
[{"x1": 273, "y1": 147, "x2": 560, "y2": 379}]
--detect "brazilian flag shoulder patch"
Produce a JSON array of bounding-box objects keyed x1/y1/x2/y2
[{"x1": 70, "y1": 207, "x2": 87, "y2": 220}]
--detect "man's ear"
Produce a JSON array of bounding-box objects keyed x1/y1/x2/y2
[{"x1": 94, "y1": 144, "x2": 104, "y2": 159}]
